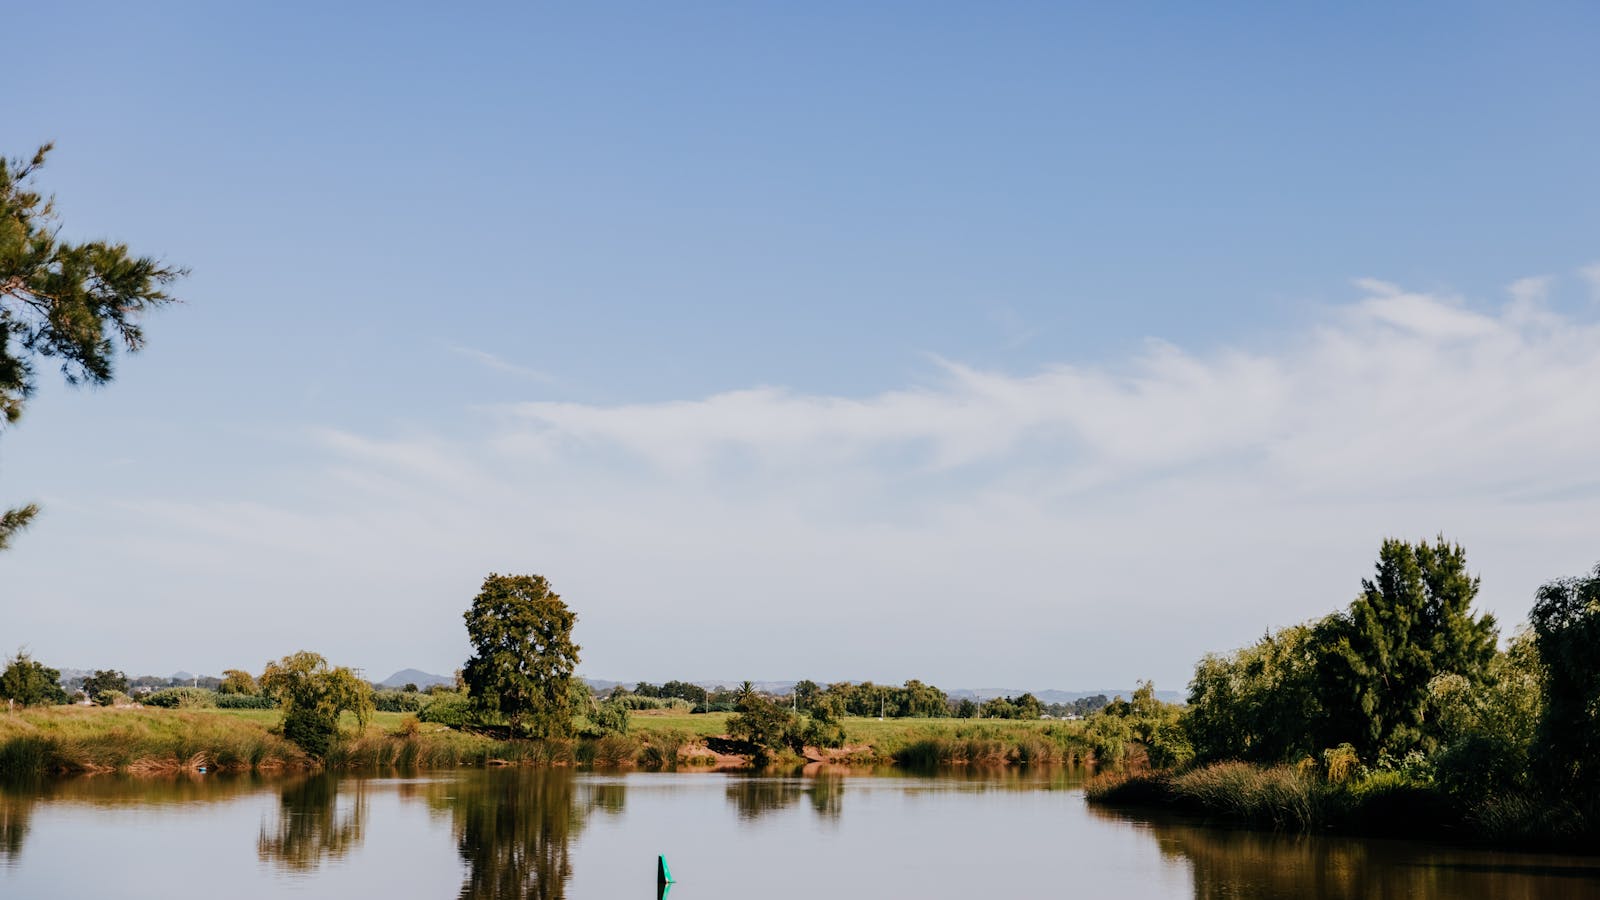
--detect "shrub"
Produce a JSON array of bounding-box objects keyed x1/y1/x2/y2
[
  {"x1": 216, "y1": 693, "x2": 276, "y2": 709},
  {"x1": 142, "y1": 687, "x2": 217, "y2": 709},
  {"x1": 1322, "y1": 743, "x2": 1359, "y2": 784},
  {"x1": 281, "y1": 708, "x2": 336, "y2": 758},
  {"x1": 798, "y1": 715, "x2": 846, "y2": 749},
  {"x1": 639, "y1": 729, "x2": 690, "y2": 769},
  {"x1": 588, "y1": 699, "x2": 630, "y2": 736},
  {"x1": 418, "y1": 692, "x2": 473, "y2": 728},
  {"x1": 373, "y1": 690, "x2": 428, "y2": 713},
  {"x1": 392, "y1": 714, "x2": 422, "y2": 738},
  {"x1": 94, "y1": 690, "x2": 130, "y2": 707}
]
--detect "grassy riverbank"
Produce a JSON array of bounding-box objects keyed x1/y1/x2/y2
[
  {"x1": 1, "y1": 706, "x2": 1111, "y2": 777},
  {"x1": 1085, "y1": 761, "x2": 1594, "y2": 850}
]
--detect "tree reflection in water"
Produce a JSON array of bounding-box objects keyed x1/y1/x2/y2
[
  {"x1": 257, "y1": 775, "x2": 367, "y2": 872},
  {"x1": 429, "y1": 769, "x2": 625, "y2": 900},
  {"x1": 724, "y1": 774, "x2": 846, "y2": 822},
  {"x1": 1092, "y1": 805, "x2": 1600, "y2": 900},
  {"x1": 807, "y1": 773, "x2": 844, "y2": 821},
  {"x1": 0, "y1": 784, "x2": 32, "y2": 866},
  {"x1": 726, "y1": 776, "x2": 803, "y2": 820}
]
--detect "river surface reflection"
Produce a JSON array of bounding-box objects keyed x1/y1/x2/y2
[{"x1": 1, "y1": 767, "x2": 1596, "y2": 899}]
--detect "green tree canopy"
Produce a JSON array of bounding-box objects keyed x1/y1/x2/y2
[
  {"x1": 1529, "y1": 561, "x2": 1600, "y2": 806},
  {"x1": 81, "y1": 669, "x2": 127, "y2": 698},
  {"x1": 461, "y1": 573, "x2": 582, "y2": 738},
  {"x1": 1, "y1": 144, "x2": 184, "y2": 549},
  {"x1": 1313, "y1": 536, "x2": 1498, "y2": 760},
  {"x1": 260, "y1": 651, "x2": 374, "y2": 758},
  {"x1": 1185, "y1": 622, "x2": 1323, "y2": 763},
  {"x1": 728, "y1": 684, "x2": 801, "y2": 763},
  {"x1": 0, "y1": 652, "x2": 67, "y2": 706},
  {"x1": 219, "y1": 668, "x2": 260, "y2": 696}
]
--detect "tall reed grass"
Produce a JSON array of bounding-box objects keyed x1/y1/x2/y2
[{"x1": 1085, "y1": 760, "x2": 1453, "y2": 835}]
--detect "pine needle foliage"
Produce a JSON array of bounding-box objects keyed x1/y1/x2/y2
[{"x1": 1, "y1": 143, "x2": 184, "y2": 549}]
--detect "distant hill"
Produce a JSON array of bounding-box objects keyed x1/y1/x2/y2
[{"x1": 380, "y1": 668, "x2": 454, "y2": 689}]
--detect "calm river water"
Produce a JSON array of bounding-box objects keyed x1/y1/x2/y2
[{"x1": 2, "y1": 767, "x2": 1597, "y2": 899}]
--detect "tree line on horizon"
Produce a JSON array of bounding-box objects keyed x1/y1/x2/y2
[{"x1": 615, "y1": 678, "x2": 1110, "y2": 720}]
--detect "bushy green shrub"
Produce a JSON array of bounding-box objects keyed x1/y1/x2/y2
[
  {"x1": 373, "y1": 690, "x2": 428, "y2": 713},
  {"x1": 797, "y1": 715, "x2": 846, "y2": 749},
  {"x1": 94, "y1": 690, "x2": 130, "y2": 707},
  {"x1": 215, "y1": 693, "x2": 276, "y2": 709},
  {"x1": 281, "y1": 707, "x2": 335, "y2": 758},
  {"x1": 588, "y1": 699, "x2": 630, "y2": 736},
  {"x1": 418, "y1": 691, "x2": 473, "y2": 727},
  {"x1": 142, "y1": 687, "x2": 217, "y2": 709}
]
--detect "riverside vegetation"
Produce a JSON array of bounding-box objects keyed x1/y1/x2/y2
[
  {"x1": 1086, "y1": 538, "x2": 1600, "y2": 851},
  {"x1": 0, "y1": 572, "x2": 1169, "y2": 777}
]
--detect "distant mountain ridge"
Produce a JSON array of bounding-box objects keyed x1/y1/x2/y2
[{"x1": 379, "y1": 668, "x2": 454, "y2": 689}]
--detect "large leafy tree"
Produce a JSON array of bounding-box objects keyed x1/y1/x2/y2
[
  {"x1": 1528, "y1": 561, "x2": 1600, "y2": 806},
  {"x1": 1313, "y1": 536, "x2": 1498, "y2": 759},
  {"x1": 1185, "y1": 621, "x2": 1323, "y2": 763},
  {"x1": 81, "y1": 669, "x2": 128, "y2": 698},
  {"x1": 1, "y1": 144, "x2": 183, "y2": 549},
  {"x1": 462, "y1": 573, "x2": 582, "y2": 738},
  {"x1": 260, "y1": 651, "x2": 374, "y2": 758}
]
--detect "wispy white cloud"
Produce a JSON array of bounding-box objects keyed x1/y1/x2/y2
[{"x1": 448, "y1": 344, "x2": 556, "y2": 382}]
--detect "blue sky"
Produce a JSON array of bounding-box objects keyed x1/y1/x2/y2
[{"x1": 3, "y1": 2, "x2": 1599, "y2": 689}]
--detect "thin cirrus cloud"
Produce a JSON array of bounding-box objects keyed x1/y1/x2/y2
[{"x1": 447, "y1": 344, "x2": 556, "y2": 383}]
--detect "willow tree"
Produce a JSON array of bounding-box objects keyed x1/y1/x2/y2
[
  {"x1": 260, "y1": 651, "x2": 374, "y2": 758},
  {"x1": 1, "y1": 144, "x2": 183, "y2": 549},
  {"x1": 462, "y1": 573, "x2": 582, "y2": 738}
]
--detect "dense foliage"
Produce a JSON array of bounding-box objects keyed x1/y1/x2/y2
[
  {"x1": 462, "y1": 573, "x2": 581, "y2": 739},
  {"x1": 81, "y1": 669, "x2": 127, "y2": 699},
  {"x1": 1146, "y1": 540, "x2": 1600, "y2": 845},
  {"x1": 1314, "y1": 537, "x2": 1497, "y2": 759},
  {"x1": 259, "y1": 651, "x2": 373, "y2": 758},
  {"x1": 0, "y1": 652, "x2": 67, "y2": 706},
  {"x1": 142, "y1": 687, "x2": 217, "y2": 709},
  {"x1": 1185, "y1": 537, "x2": 1498, "y2": 764},
  {"x1": 1529, "y1": 562, "x2": 1600, "y2": 812},
  {"x1": 219, "y1": 669, "x2": 259, "y2": 695},
  {"x1": 372, "y1": 690, "x2": 429, "y2": 713},
  {"x1": 0, "y1": 144, "x2": 183, "y2": 550}
]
